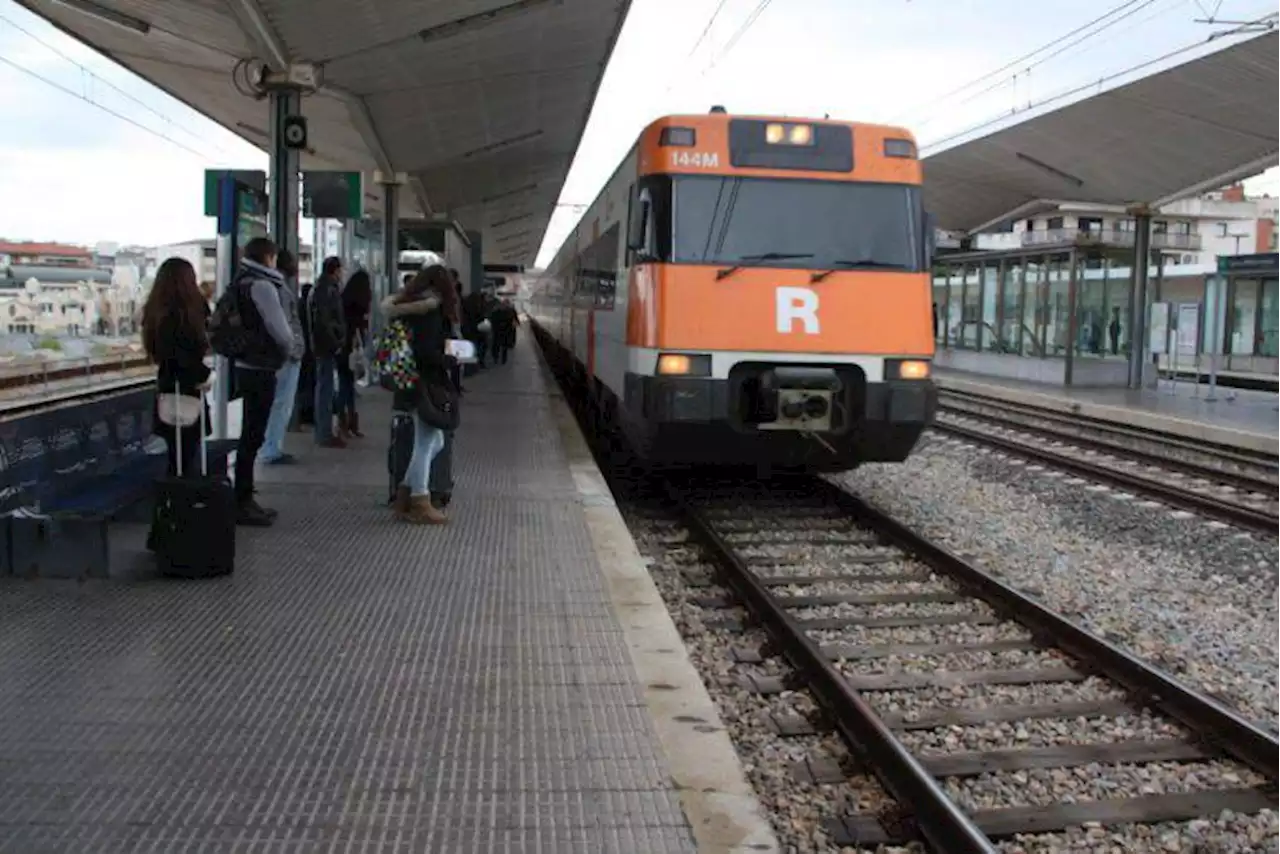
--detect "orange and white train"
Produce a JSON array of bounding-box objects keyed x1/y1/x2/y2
[{"x1": 529, "y1": 109, "x2": 937, "y2": 472}]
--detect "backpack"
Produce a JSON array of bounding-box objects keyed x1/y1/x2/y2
[
  {"x1": 371, "y1": 319, "x2": 418, "y2": 392},
  {"x1": 208, "y1": 282, "x2": 249, "y2": 359}
]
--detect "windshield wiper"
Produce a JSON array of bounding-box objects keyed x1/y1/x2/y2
[
  {"x1": 715, "y1": 253, "x2": 814, "y2": 281},
  {"x1": 810, "y1": 258, "x2": 908, "y2": 282}
]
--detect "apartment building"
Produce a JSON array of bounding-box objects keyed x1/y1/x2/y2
[
  {"x1": 152, "y1": 239, "x2": 316, "y2": 288},
  {"x1": 0, "y1": 241, "x2": 94, "y2": 269},
  {"x1": 973, "y1": 184, "x2": 1277, "y2": 266}
]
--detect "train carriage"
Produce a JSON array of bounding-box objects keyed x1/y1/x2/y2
[{"x1": 530, "y1": 109, "x2": 938, "y2": 472}]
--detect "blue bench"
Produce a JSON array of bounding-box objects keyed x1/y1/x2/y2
[{"x1": 0, "y1": 387, "x2": 237, "y2": 580}]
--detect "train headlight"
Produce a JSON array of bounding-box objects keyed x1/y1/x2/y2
[
  {"x1": 765, "y1": 122, "x2": 814, "y2": 146},
  {"x1": 656, "y1": 353, "x2": 711, "y2": 377},
  {"x1": 886, "y1": 359, "x2": 931, "y2": 380}
]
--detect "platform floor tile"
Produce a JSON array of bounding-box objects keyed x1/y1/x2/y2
[{"x1": 0, "y1": 336, "x2": 698, "y2": 852}]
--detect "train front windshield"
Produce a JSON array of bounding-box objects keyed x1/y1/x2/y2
[{"x1": 658, "y1": 175, "x2": 924, "y2": 273}]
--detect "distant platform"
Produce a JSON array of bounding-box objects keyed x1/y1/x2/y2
[{"x1": 935, "y1": 369, "x2": 1278, "y2": 456}]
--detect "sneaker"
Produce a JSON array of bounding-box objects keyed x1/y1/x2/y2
[{"x1": 263, "y1": 453, "x2": 297, "y2": 466}]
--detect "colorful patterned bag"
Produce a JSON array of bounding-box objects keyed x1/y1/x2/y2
[{"x1": 372, "y1": 319, "x2": 418, "y2": 392}]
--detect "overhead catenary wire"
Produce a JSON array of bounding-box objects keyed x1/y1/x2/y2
[
  {"x1": 920, "y1": 21, "x2": 1276, "y2": 154},
  {"x1": 911, "y1": 0, "x2": 1170, "y2": 125},
  {"x1": 700, "y1": 0, "x2": 774, "y2": 77},
  {"x1": 686, "y1": 0, "x2": 734, "y2": 60},
  {"x1": 0, "y1": 8, "x2": 234, "y2": 160},
  {"x1": 0, "y1": 51, "x2": 215, "y2": 159},
  {"x1": 888, "y1": 0, "x2": 1160, "y2": 124}
]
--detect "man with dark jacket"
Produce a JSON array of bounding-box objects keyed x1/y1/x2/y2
[
  {"x1": 309, "y1": 256, "x2": 347, "y2": 448},
  {"x1": 230, "y1": 237, "x2": 294, "y2": 526}
]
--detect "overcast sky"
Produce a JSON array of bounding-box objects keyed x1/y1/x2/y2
[{"x1": 0, "y1": 0, "x2": 1276, "y2": 268}]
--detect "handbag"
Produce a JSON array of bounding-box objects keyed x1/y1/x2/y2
[
  {"x1": 414, "y1": 375, "x2": 460, "y2": 432},
  {"x1": 348, "y1": 331, "x2": 369, "y2": 380},
  {"x1": 156, "y1": 388, "x2": 203, "y2": 427}
]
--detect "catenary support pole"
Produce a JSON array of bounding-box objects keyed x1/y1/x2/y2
[
  {"x1": 1128, "y1": 207, "x2": 1153, "y2": 389},
  {"x1": 267, "y1": 88, "x2": 301, "y2": 257}
]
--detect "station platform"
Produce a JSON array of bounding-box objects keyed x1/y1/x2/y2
[
  {"x1": 0, "y1": 334, "x2": 776, "y2": 853},
  {"x1": 936, "y1": 369, "x2": 1279, "y2": 456}
]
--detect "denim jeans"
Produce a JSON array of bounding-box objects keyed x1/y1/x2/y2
[
  {"x1": 261, "y1": 360, "x2": 300, "y2": 461},
  {"x1": 401, "y1": 412, "x2": 445, "y2": 497},
  {"x1": 313, "y1": 356, "x2": 336, "y2": 441}
]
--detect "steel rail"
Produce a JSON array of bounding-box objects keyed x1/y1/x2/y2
[
  {"x1": 938, "y1": 388, "x2": 1276, "y2": 469},
  {"x1": 933, "y1": 420, "x2": 1278, "y2": 534},
  {"x1": 667, "y1": 480, "x2": 999, "y2": 854},
  {"x1": 815, "y1": 478, "x2": 1280, "y2": 781},
  {"x1": 937, "y1": 406, "x2": 1278, "y2": 496}
]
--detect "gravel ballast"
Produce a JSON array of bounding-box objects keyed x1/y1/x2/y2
[{"x1": 832, "y1": 434, "x2": 1279, "y2": 727}]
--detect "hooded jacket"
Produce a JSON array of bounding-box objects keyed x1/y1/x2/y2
[
  {"x1": 380, "y1": 290, "x2": 445, "y2": 412},
  {"x1": 232, "y1": 258, "x2": 293, "y2": 372},
  {"x1": 278, "y1": 274, "x2": 305, "y2": 362}
]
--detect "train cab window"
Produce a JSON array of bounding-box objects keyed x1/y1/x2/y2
[{"x1": 670, "y1": 176, "x2": 922, "y2": 273}]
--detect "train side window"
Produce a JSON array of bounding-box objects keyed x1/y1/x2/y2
[
  {"x1": 628, "y1": 185, "x2": 653, "y2": 262},
  {"x1": 593, "y1": 224, "x2": 620, "y2": 310}
]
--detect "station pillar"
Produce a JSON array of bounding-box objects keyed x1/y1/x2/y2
[
  {"x1": 1127, "y1": 206, "x2": 1153, "y2": 389},
  {"x1": 267, "y1": 88, "x2": 302, "y2": 257}
]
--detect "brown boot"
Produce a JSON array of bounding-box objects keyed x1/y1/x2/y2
[
  {"x1": 392, "y1": 485, "x2": 410, "y2": 517},
  {"x1": 405, "y1": 495, "x2": 447, "y2": 525},
  {"x1": 349, "y1": 411, "x2": 364, "y2": 438},
  {"x1": 337, "y1": 412, "x2": 352, "y2": 439}
]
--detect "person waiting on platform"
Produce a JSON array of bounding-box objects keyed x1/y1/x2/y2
[
  {"x1": 383, "y1": 265, "x2": 459, "y2": 525},
  {"x1": 296, "y1": 278, "x2": 316, "y2": 428},
  {"x1": 459, "y1": 273, "x2": 490, "y2": 369},
  {"x1": 227, "y1": 236, "x2": 293, "y2": 526},
  {"x1": 260, "y1": 249, "x2": 304, "y2": 465},
  {"x1": 142, "y1": 257, "x2": 211, "y2": 479},
  {"x1": 489, "y1": 298, "x2": 519, "y2": 365},
  {"x1": 310, "y1": 256, "x2": 347, "y2": 448},
  {"x1": 336, "y1": 269, "x2": 373, "y2": 439}
]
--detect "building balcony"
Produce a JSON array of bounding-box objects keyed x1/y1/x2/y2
[{"x1": 1021, "y1": 227, "x2": 1202, "y2": 252}]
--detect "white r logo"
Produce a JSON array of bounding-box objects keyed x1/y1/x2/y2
[{"x1": 776, "y1": 287, "x2": 820, "y2": 334}]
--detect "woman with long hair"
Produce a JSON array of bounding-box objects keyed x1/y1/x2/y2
[
  {"x1": 142, "y1": 257, "x2": 211, "y2": 478},
  {"x1": 336, "y1": 269, "x2": 373, "y2": 438},
  {"x1": 381, "y1": 265, "x2": 453, "y2": 524}
]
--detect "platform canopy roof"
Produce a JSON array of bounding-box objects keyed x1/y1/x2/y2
[
  {"x1": 16, "y1": 0, "x2": 632, "y2": 265},
  {"x1": 922, "y1": 30, "x2": 1279, "y2": 234}
]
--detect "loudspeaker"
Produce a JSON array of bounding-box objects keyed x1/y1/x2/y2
[{"x1": 282, "y1": 115, "x2": 308, "y2": 150}]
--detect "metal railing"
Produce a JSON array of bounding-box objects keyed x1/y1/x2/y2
[{"x1": 1022, "y1": 228, "x2": 1202, "y2": 252}]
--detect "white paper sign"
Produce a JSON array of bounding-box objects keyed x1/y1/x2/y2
[
  {"x1": 1149, "y1": 302, "x2": 1170, "y2": 355},
  {"x1": 1175, "y1": 303, "x2": 1200, "y2": 358}
]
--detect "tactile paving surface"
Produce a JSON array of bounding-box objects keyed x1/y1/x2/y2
[{"x1": 0, "y1": 336, "x2": 697, "y2": 853}]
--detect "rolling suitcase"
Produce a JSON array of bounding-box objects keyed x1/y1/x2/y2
[
  {"x1": 152, "y1": 386, "x2": 236, "y2": 579},
  {"x1": 387, "y1": 411, "x2": 414, "y2": 505}
]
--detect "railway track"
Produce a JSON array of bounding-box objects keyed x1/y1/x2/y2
[
  {"x1": 933, "y1": 394, "x2": 1278, "y2": 535},
  {"x1": 0, "y1": 355, "x2": 150, "y2": 391},
  {"x1": 939, "y1": 388, "x2": 1277, "y2": 473},
  {"x1": 671, "y1": 475, "x2": 1277, "y2": 852}
]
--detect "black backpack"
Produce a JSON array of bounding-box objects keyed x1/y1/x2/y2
[{"x1": 208, "y1": 280, "x2": 249, "y2": 359}]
